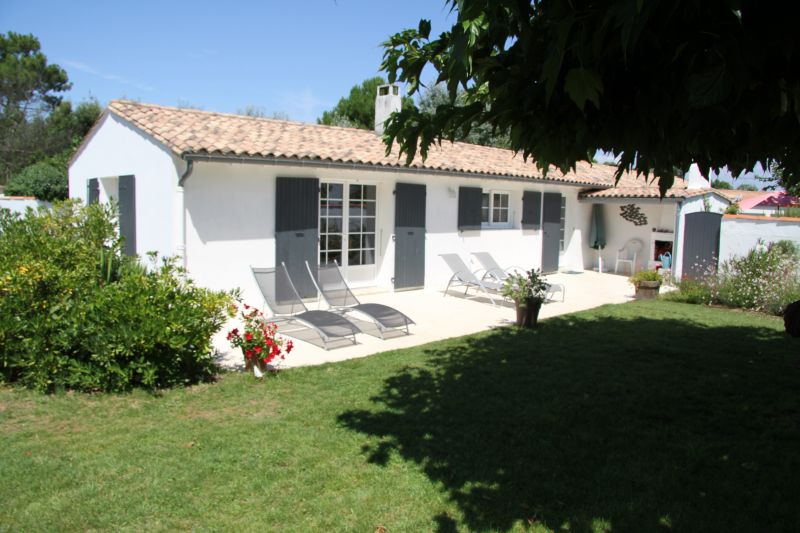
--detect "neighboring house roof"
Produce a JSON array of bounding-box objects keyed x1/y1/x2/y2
[
  {"x1": 736, "y1": 191, "x2": 800, "y2": 210},
  {"x1": 578, "y1": 174, "x2": 712, "y2": 200},
  {"x1": 101, "y1": 100, "x2": 631, "y2": 188},
  {"x1": 713, "y1": 188, "x2": 766, "y2": 205}
]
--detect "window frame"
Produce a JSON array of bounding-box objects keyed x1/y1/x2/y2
[
  {"x1": 319, "y1": 181, "x2": 378, "y2": 268},
  {"x1": 480, "y1": 190, "x2": 513, "y2": 229}
]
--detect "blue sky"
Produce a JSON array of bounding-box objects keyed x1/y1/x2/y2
[
  {"x1": 2, "y1": 0, "x2": 769, "y2": 188},
  {"x1": 2, "y1": 0, "x2": 453, "y2": 122}
]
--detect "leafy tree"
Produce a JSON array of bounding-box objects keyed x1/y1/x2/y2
[
  {"x1": 237, "y1": 105, "x2": 290, "y2": 120},
  {"x1": 711, "y1": 178, "x2": 733, "y2": 190},
  {"x1": 318, "y1": 76, "x2": 413, "y2": 130},
  {"x1": 4, "y1": 161, "x2": 67, "y2": 201},
  {"x1": 380, "y1": 1, "x2": 800, "y2": 195},
  {"x1": 736, "y1": 183, "x2": 759, "y2": 191},
  {"x1": 2, "y1": 99, "x2": 102, "y2": 198},
  {"x1": 757, "y1": 161, "x2": 800, "y2": 196},
  {"x1": 417, "y1": 83, "x2": 509, "y2": 148},
  {"x1": 0, "y1": 32, "x2": 71, "y2": 184}
]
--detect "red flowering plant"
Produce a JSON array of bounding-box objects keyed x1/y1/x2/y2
[{"x1": 226, "y1": 302, "x2": 293, "y2": 376}]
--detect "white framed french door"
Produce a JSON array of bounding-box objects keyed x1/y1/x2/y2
[{"x1": 319, "y1": 181, "x2": 378, "y2": 285}]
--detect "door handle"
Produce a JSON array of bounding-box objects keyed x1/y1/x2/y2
[{"x1": 295, "y1": 232, "x2": 304, "y2": 237}]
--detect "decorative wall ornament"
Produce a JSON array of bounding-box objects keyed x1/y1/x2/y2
[{"x1": 620, "y1": 204, "x2": 648, "y2": 226}]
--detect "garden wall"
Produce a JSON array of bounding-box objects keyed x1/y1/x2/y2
[
  {"x1": 0, "y1": 196, "x2": 51, "y2": 215},
  {"x1": 718, "y1": 214, "x2": 800, "y2": 262}
]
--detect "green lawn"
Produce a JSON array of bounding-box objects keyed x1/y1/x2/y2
[{"x1": 1, "y1": 300, "x2": 799, "y2": 532}]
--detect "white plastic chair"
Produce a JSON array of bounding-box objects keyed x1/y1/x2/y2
[{"x1": 614, "y1": 239, "x2": 644, "y2": 274}]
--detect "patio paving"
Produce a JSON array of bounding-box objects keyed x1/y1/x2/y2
[{"x1": 213, "y1": 270, "x2": 637, "y2": 370}]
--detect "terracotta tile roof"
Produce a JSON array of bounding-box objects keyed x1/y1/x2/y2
[
  {"x1": 579, "y1": 174, "x2": 695, "y2": 199},
  {"x1": 106, "y1": 100, "x2": 631, "y2": 187},
  {"x1": 758, "y1": 192, "x2": 800, "y2": 208},
  {"x1": 713, "y1": 189, "x2": 767, "y2": 204}
]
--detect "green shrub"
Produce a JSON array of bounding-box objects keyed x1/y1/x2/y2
[
  {"x1": 773, "y1": 207, "x2": 800, "y2": 218},
  {"x1": 661, "y1": 278, "x2": 713, "y2": 305},
  {"x1": 724, "y1": 203, "x2": 741, "y2": 215},
  {"x1": 713, "y1": 241, "x2": 800, "y2": 315},
  {"x1": 769, "y1": 239, "x2": 800, "y2": 258},
  {"x1": 628, "y1": 269, "x2": 662, "y2": 285},
  {"x1": 0, "y1": 201, "x2": 234, "y2": 392},
  {"x1": 4, "y1": 162, "x2": 68, "y2": 201}
]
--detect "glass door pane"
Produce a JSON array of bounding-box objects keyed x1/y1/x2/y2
[
  {"x1": 319, "y1": 182, "x2": 378, "y2": 285},
  {"x1": 320, "y1": 182, "x2": 343, "y2": 265}
]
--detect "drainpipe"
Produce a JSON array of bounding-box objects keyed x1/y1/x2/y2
[
  {"x1": 179, "y1": 159, "x2": 194, "y2": 187},
  {"x1": 673, "y1": 199, "x2": 682, "y2": 281},
  {"x1": 178, "y1": 158, "x2": 194, "y2": 268}
]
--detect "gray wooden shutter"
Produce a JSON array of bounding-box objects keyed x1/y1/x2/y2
[
  {"x1": 394, "y1": 183, "x2": 427, "y2": 290},
  {"x1": 118, "y1": 175, "x2": 136, "y2": 256},
  {"x1": 275, "y1": 177, "x2": 319, "y2": 298},
  {"x1": 521, "y1": 191, "x2": 542, "y2": 229},
  {"x1": 682, "y1": 212, "x2": 722, "y2": 279},
  {"x1": 457, "y1": 186, "x2": 482, "y2": 231},
  {"x1": 541, "y1": 192, "x2": 562, "y2": 273},
  {"x1": 87, "y1": 178, "x2": 99, "y2": 204}
]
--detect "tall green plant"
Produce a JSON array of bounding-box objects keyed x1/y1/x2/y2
[{"x1": 0, "y1": 201, "x2": 234, "y2": 392}]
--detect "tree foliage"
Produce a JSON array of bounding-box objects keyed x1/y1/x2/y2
[
  {"x1": 711, "y1": 179, "x2": 733, "y2": 190},
  {"x1": 237, "y1": 105, "x2": 290, "y2": 120},
  {"x1": 417, "y1": 83, "x2": 509, "y2": 148},
  {"x1": 380, "y1": 1, "x2": 800, "y2": 195},
  {"x1": 758, "y1": 161, "x2": 800, "y2": 196},
  {"x1": 4, "y1": 161, "x2": 67, "y2": 201},
  {"x1": 0, "y1": 202, "x2": 233, "y2": 392},
  {"x1": 318, "y1": 76, "x2": 413, "y2": 130},
  {"x1": 0, "y1": 33, "x2": 101, "y2": 185}
]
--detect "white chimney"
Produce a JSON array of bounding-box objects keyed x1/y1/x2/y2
[
  {"x1": 374, "y1": 83, "x2": 402, "y2": 135},
  {"x1": 685, "y1": 163, "x2": 710, "y2": 190}
]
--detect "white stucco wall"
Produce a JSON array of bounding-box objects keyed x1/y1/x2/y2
[
  {"x1": 0, "y1": 196, "x2": 51, "y2": 215},
  {"x1": 68, "y1": 113, "x2": 181, "y2": 259},
  {"x1": 183, "y1": 161, "x2": 588, "y2": 304},
  {"x1": 579, "y1": 199, "x2": 678, "y2": 274},
  {"x1": 673, "y1": 192, "x2": 730, "y2": 279},
  {"x1": 718, "y1": 215, "x2": 800, "y2": 262}
]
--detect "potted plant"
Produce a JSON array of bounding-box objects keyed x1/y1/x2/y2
[
  {"x1": 227, "y1": 302, "x2": 293, "y2": 377},
  {"x1": 629, "y1": 269, "x2": 663, "y2": 299},
  {"x1": 501, "y1": 269, "x2": 549, "y2": 328}
]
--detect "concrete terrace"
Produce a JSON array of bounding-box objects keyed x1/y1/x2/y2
[{"x1": 214, "y1": 270, "x2": 640, "y2": 370}]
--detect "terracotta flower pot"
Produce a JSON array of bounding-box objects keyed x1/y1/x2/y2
[
  {"x1": 635, "y1": 280, "x2": 661, "y2": 300},
  {"x1": 243, "y1": 351, "x2": 267, "y2": 378}
]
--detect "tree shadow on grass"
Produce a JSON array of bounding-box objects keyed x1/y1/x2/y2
[{"x1": 338, "y1": 310, "x2": 800, "y2": 532}]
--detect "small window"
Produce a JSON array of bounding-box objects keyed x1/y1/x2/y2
[
  {"x1": 559, "y1": 196, "x2": 567, "y2": 251},
  {"x1": 481, "y1": 191, "x2": 511, "y2": 228}
]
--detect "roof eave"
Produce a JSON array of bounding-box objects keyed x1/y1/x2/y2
[{"x1": 182, "y1": 152, "x2": 608, "y2": 188}]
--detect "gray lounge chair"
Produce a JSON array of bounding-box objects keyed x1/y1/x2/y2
[
  {"x1": 471, "y1": 252, "x2": 526, "y2": 284},
  {"x1": 251, "y1": 263, "x2": 360, "y2": 349},
  {"x1": 305, "y1": 260, "x2": 415, "y2": 339},
  {"x1": 439, "y1": 253, "x2": 502, "y2": 305},
  {"x1": 471, "y1": 251, "x2": 566, "y2": 302}
]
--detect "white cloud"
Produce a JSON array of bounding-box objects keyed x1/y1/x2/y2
[{"x1": 63, "y1": 60, "x2": 155, "y2": 93}]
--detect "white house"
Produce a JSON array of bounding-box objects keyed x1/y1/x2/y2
[{"x1": 68, "y1": 86, "x2": 729, "y2": 302}]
